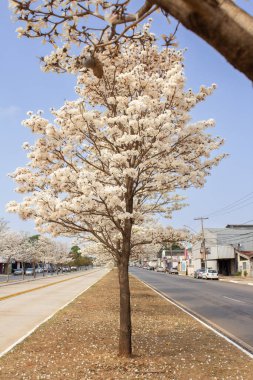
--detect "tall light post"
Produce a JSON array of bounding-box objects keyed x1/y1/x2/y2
[{"x1": 194, "y1": 217, "x2": 209, "y2": 269}]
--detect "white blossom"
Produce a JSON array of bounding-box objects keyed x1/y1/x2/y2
[{"x1": 7, "y1": 33, "x2": 225, "y2": 266}]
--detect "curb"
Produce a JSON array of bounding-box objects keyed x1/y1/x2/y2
[{"x1": 219, "y1": 279, "x2": 253, "y2": 286}]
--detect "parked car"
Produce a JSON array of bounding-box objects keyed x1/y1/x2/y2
[
  {"x1": 35, "y1": 267, "x2": 43, "y2": 273},
  {"x1": 62, "y1": 266, "x2": 71, "y2": 272},
  {"x1": 25, "y1": 268, "x2": 34, "y2": 275},
  {"x1": 194, "y1": 269, "x2": 206, "y2": 279},
  {"x1": 47, "y1": 267, "x2": 55, "y2": 273},
  {"x1": 71, "y1": 266, "x2": 77, "y2": 271},
  {"x1": 167, "y1": 267, "x2": 179, "y2": 275},
  {"x1": 147, "y1": 266, "x2": 155, "y2": 271},
  {"x1": 156, "y1": 266, "x2": 166, "y2": 272},
  {"x1": 13, "y1": 268, "x2": 23, "y2": 275},
  {"x1": 202, "y1": 269, "x2": 219, "y2": 280}
]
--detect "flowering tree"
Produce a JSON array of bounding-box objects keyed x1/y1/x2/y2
[
  {"x1": 0, "y1": 230, "x2": 23, "y2": 279},
  {"x1": 9, "y1": 0, "x2": 253, "y2": 80},
  {"x1": 50, "y1": 240, "x2": 71, "y2": 271},
  {"x1": 8, "y1": 32, "x2": 225, "y2": 356},
  {"x1": 0, "y1": 218, "x2": 9, "y2": 233},
  {"x1": 23, "y1": 235, "x2": 69, "y2": 275}
]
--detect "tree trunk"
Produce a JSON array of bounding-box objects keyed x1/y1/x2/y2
[
  {"x1": 154, "y1": 0, "x2": 253, "y2": 81},
  {"x1": 33, "y1": 261, "x2": 36, "y2": 278},
  {"x1": 7, "y1": 258, "x2": 10, "y2": 282},
  {"x1": 118, "y1": 254, "x2": 132, "y2": 357},
  {"x1": 22, "y1": 261, "x2": 25, "y2": 280}
]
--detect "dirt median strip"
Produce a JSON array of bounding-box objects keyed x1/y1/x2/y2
[{"x1": 0, "y1": 269, "x2": 253, "y2": 380}]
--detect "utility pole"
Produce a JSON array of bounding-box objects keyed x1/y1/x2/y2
[{"x1": 194, "y1": 217, "x2": 209, "y2": 269}]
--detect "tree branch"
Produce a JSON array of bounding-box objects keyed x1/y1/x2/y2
[{"x1": 153, "y1": 0, "x2": 253, "y2": 81}]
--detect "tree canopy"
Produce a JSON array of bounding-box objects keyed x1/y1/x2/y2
[
  {"x1": 10, "y1": 0, "x2": 253, "y2": 80},
  {"x1": 7, "y1": 29, "x2": 225, "y2": 356}
]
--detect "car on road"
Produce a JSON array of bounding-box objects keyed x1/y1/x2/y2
[
  {"x1": 156, "y1": 266, "x2": 166, "y2": 272},
  {"x1": 71, "y1": 266, "x2": 77, "y2": 271},
  {"x1": 13, "y1": 268, "x2": 23, "y2": 275},
  {"x1": 47, "y1": 266, "x2": 55, "y2": 273},
  {"x1": 194, "y1": 269, "x2": 206, "y2": 279},
  {"x1": 25, "y1": 268, "x2": 34, "y2": 276},
  {"x1": 35, "y1": 267, "x2": 43, "y2": 273},
  {"x1": 167, "y1": 267, "x2": 179, "y2": 275},
  {"x1": 202, "y1": 269, "x2": 219, "y2": 280}
]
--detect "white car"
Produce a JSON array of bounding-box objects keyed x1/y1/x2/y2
[
  {"x1": 202, "y1": 269, "x2": 219, "y2": 280},
  {"x1": 25, "y1": 268, "x2": 34, "y2": 276},
  {"x1": 156, "y1": 266, "x2": 166, "y2": 273}
]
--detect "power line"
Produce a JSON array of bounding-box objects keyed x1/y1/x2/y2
[
  {"x1": 211, "y1": 200, "x2": 253, "y2": 217},
  {"x1": 239, "y1": 219, "x2": 253, "y2": 225},
  {"x1": 204, "y1": 191, "x2": 253, "y2": 218}
]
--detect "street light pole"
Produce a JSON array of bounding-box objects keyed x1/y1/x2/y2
[{"x1": 194, "y1": 217, "x2": 209, "y2": 269}]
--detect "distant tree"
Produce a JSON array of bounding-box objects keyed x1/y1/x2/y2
[
  {"x1": 50, "y1": 241, "x2": 71, "y2": 270},
  {"x1": 69, "y1": 245, "x2": 93, "y2": 267},
  {"x1": 10, "y1": 0, "x2": 253, "y2": 80},
  {"x1": 70, "y1": 245, "x2": 80, "y2": 256},
  {"x1": 0, "y1": 230, "x2": 22, "y2": 279},
  {"x1": 0, "y1": 218, "x2": 9, "y2": 233},
  {"x1": 29, "y1": 234, "x2": 40, "y2": 242}
]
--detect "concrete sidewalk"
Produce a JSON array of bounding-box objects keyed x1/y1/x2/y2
[
  {"x1": 219, "y1": 275, "x2": 253, "y2": 286},
  {"x1": 0, "y1": 268, "x2": 109, "y2": 357},
  {"x1": 0, "y1": 268, "x2": 102, "y2": 299},
  {"x1": 0, "y1": 268, "x2": 93, "y2": 287}
]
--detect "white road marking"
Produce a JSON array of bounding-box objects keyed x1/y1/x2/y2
[{"x1": 223, "y1": 296, "x2": 246, "y2": 304}]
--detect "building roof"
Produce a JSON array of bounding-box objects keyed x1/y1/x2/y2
[
  {"x1": 203, "y1": 228, "x2": 253, "y2": 250},
  {"x1": 238, "y1": 251, "x2": 253, "y2": 259},
  {"x1": 226, "y1": 225, "x2": 253, "y2": 229}
]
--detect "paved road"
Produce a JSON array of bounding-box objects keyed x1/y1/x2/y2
[
  {"x1": 130, "y1": 268, "x2": 253, "y2": 352},
  {"x1": 0, "y1": 268, "x2": 109, "y2": 356}
]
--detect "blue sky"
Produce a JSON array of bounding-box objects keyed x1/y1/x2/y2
[{"x1": 1, "y1": 1, "x2": 253, "y2": 235}]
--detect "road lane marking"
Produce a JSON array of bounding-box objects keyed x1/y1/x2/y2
[
  {"x1": 223, "y1": 296, "x2": 246, "y2": 304},
  {"x1": 0, "y1": 270, "x2": 101, "y2": 302}
]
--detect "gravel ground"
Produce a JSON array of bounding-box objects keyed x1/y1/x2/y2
[{"x1": 0, "y1": 269, "x2": 253, "y2": 380}]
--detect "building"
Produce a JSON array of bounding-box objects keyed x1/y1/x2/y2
[
  {"x1": 159, "y1": 246, "x2": 193, "y2": 275},
  {"x1": 192, "y1": 225, "x2": 253, "y2": 276}
]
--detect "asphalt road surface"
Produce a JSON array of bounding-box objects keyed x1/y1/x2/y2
[
  {"x1": 130, "y1": 267, "x2": 253, "y2": 353},
  {"x1": 0, "y1": 268, "x2": 109, "y2": 356}
]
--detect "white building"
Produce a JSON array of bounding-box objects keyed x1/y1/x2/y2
[{"x1": 192, "y1": 225, "x2": 253, "y2": 276}]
